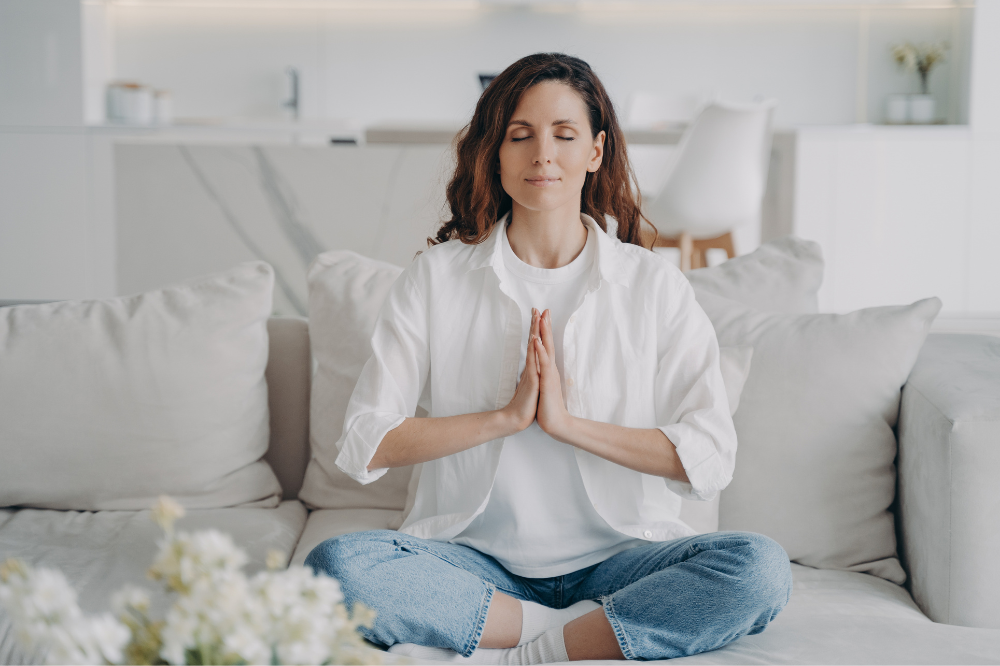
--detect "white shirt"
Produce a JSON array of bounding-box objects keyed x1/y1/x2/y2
[
  {"x1": 451, "y1": 222, "x2": 643, "y2": 577},
  {"x1": 334, "y1": 213, "x2": 737, "y2": 546}
]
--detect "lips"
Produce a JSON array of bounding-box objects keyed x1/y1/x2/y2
[{"x1": 525, "y1": 176, "x2": 560, "y2": 187}]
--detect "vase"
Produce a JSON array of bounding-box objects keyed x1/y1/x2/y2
[
  {"x1": 909, "y1": 94, "x2": 936, "y2": 124},
  {"x1": 886, "y1": 94, "x2": 910, "y2": 124}
]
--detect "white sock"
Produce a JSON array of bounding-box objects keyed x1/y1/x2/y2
[
  {"x1": 518, "y1": 599, "x2": 600, "y2": 645},
  {"x1": 387, "y1": 626, "x2": 569, "y2": 665}
]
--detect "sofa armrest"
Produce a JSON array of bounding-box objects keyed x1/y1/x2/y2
[{"x1": 897, "y1": 333, "x2": 1000, "y2": 629}]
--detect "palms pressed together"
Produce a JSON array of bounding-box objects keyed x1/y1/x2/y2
[{"x1": 508, "y1": 308, "x2": 572, "y2": 439}]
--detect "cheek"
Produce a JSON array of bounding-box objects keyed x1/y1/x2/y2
[{"x1": 561, "y1": 143, "x2": 593, "y2": 178}]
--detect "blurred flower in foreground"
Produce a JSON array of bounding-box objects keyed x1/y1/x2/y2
[{"x1": 0, "y1": 497, "x2": 380, "y2": 665}]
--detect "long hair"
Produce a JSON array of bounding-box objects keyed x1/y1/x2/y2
[{"x1": 429, "y1": 53, "x2": 655, "y2": 249}]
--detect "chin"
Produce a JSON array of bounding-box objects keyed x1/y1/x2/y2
[{"x1": 513, "y1": 190, "x2": 573, "y2": 214}]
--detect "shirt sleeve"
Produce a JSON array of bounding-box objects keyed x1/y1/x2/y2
[
  {"x1": 334, "y1": 266, "x2": 430, "y2": 485},
  {"x1": 654, "y1": 275, "x2": 738, "y2": 501}
]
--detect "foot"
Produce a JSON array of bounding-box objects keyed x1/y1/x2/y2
[{"x1": 388, "y1": 626, "x2": 569, "y2": 665}]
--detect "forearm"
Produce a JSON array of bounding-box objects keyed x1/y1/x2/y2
[
  {"x1": 551, "y1": 417, "x2": 690, "y2": 483},
  {"x1": 367, "y1": 409, "x2": 520, "y2": 471}
]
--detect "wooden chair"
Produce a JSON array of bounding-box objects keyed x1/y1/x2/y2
[
  {"x1": 642, "y1": 99, "x2": 776, "y2": 272},
  {"x1": 642, "y1": 230, "x2": 736, "y2": 271}
]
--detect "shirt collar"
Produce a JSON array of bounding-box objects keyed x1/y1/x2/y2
[{"x1": 465, "y1": 211, "x2": 629, "y2": 288}]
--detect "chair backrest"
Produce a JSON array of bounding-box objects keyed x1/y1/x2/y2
[
  {"x1": 626, "y1": 91, "x2": 703, "y2": 128},
  {"x1": 646, "y1": 99, "x2": 776, "y2": 239}
]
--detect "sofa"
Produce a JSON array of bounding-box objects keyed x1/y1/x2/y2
[{"x1": 1, "y1": 236, "x2": 999, "y2": 665}]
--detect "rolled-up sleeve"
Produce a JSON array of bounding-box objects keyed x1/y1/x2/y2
[
  {"x1": 334, "y1": 267, "x2": 430, "y2": 484},
  {"x1": 655, "y1": 277, "x2": 737, "y2": 501}
]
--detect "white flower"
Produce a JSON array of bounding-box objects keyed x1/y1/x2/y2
[
  {"x1": 150, "y1": 495, "x2": 185, "y2": 533},
  {"x1": 266, "y1": 549, "x2": 286, "y2": 571},
  {"x1": 111, "y1": 584, "x2": 150, "y2": 615},
  {"x1": 85, "y1": 613, "x2": 131, "y2": 665}
]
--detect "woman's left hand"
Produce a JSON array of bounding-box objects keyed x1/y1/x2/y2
[{"x1": 534, "y1": 309, "x2": 574, "y2": 441}]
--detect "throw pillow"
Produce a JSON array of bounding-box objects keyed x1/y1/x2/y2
[
  {"x1": 0, "y1": 261, "x2": 282, "y2": 510},
  {"x1": 686, "y1": 236, "x2": 823, "y2": 313},
  {"x1": 299, "y1": 251, "x2": 414, "y2": 511},
  {"x1": 697, "y1": 290, "x2": 942, "y2": 583}
]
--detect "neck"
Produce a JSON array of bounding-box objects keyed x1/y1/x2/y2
[{"x1": 506, "y1": 201, "x2": 588, "y2": 269}]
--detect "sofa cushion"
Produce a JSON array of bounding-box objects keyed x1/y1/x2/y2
[
  {"x1": 290, "y1": 508, "x2": 406, "y2": 567},
  {"x1": 299, "y1": 251, "x2": 414, "y2": 511},
  {"x1": 0, "y1": 501, "x2": 307, "y2": 665},
  {"x1": 0, "y1": 261, "x2": 282, "y2": 511},
  {"x1": 264, "y1": 317, "x2": 312, "y2": 500},
  {"x1": 699, "y1": 292, "x2": 942, "y2": 583},
  {"x1": 686, "y1": 236, "x2": 823, "y2": 313},
  {"x1": 671, "y1": 565, "x2": 1000, "y2": 664}
]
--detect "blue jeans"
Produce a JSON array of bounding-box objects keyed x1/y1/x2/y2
[{"x1": 305, "y1": 529, "x2": 792, "y2": 661}]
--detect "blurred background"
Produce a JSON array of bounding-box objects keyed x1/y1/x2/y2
[{"x1": 1, "y1": 0, "x2": 997, "y2": 330}]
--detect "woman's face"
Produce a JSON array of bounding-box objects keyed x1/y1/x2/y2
[{"x1": 498, "y1": 81, "x2": 605, "y2": 216}]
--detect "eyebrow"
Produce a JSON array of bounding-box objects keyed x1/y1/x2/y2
[{"x1": 508, "y1": 119, "x2": 577, "y2": 128}]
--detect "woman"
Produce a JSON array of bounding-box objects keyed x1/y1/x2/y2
[{"x1": 306, "y1": 53, "x2": 791, "y2": 664}]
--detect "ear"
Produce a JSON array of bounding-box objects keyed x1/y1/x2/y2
[{"x1": 587, "y1": 130, "x2": 606, "y2": 173}]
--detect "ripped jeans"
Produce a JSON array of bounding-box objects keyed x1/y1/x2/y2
[{"x1": 305, "y1": 529, "x2": 792, "y2": 661}]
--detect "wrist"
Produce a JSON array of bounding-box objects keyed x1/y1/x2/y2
[
  {"x1": 546, "y1": 413, "x2": 579, "y2": 445},
  {"x1": 495, "y1": 407, "x2": 529, "y2": 439}
]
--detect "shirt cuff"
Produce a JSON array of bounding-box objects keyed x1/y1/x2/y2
[
  {"x1": 658, "y1": 422, "x2": 732, "y2": 501},
  {"x1": 334, "y1": 412, "x2": 407, "y2": 485}
]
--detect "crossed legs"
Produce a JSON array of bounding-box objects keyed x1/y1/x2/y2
[{"x1": 304, "y1": 529, "x2": 792, "y2": 661}]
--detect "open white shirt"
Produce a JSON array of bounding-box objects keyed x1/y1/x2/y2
[
  {"x1": 334, "y1": 213, "x2": 737, "y2": 546},
  {"x1": 451, "y1": 222, "x2": 643, "y2": 577}
]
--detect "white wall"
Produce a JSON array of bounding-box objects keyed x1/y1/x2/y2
[
  {"x1": 110, "y1": 3, "x2": 970, "y2": 128},
  {"x1": 0, "y1": 0, "x2": 84, "y2": 126}
]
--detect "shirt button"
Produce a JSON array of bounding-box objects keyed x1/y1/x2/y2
[
  {"x1": 643, "y1": 530, "x2": 653, "y2": 539},
  {"x1": 567, "y1": 377, "x2": 575, "y2": 387},
  {"x1": 569, "y1": 315, "x2": 577, "y2": 324}
]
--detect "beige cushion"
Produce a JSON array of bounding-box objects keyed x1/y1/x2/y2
[
  {"x1": 686, "y1": 236, "x2": 824, "y2": 313},
  {"x1": 0, "y1": 501, "x2": 307, "y2": 665},
  {"x1": 290, "y1": 508, "x2": 405, "y2": 566},
  {"x1": 0, "y1": 261, "x2": 282, "y2": 511},
  {"x1": 264, "y1": 317, "x2": 312, "y2": 500},
  {"x1": 699, "y1": 292, "x2": 942, "y2": 583},
  {"x1": 299, "y1": 251, "x2": 414, "y2": 511},
  {"x1": 670, "y1": 565, "x2": 1000, "y2": 664}
]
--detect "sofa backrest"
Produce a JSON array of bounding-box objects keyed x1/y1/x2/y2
[{"x1": 264, "y1": 317, "x2": 312, "y2": 500}]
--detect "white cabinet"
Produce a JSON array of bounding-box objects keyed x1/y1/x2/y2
[
  {"x1": 0, "y1": 130, "x2": 117, "y2": 299},
  {"x1": 794, "y1": 126, "x2": 999, "y2": 315}
]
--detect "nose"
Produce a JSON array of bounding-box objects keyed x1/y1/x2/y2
[{"x1": 532, "y1": 133, "x2": 554, "y2": 165}]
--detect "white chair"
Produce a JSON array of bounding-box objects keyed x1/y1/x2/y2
[{"x1": 643, "y1": 99, "x2": 776, "y2": 271}]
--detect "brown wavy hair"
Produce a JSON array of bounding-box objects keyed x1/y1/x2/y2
[{"x1": 429, "y1": 53, "x2": 655, "y2": 249}]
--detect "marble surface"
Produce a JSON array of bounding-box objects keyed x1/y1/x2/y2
[{"x1": 116, "y1": 143, "x2": 453, "y2": 315}]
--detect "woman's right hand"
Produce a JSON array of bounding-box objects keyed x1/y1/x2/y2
[{"x1": 501, "y1": 307, "x2": 542, "y2": 433}]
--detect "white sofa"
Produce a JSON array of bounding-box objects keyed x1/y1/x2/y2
[{"x1": 2, "y1": 241, "x2": 1000, "y2": 664}]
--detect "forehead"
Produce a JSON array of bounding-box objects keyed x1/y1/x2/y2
[{"x1": 510, "y1": 80, "x2": 589, "y2": 124}]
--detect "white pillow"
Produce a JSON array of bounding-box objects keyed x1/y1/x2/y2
[
  {"x1": 0, "y1": 261, "x2": 282, "y2": 510},
  {"x1": 686, "y1": 236, "x2": 823, "y2": 313},
  {"x1": 698, "y1": 291, "x2": 942, "y2": 583},
  {"x1": 299, "y1": 251, "x2": 414, "y2": 511}
]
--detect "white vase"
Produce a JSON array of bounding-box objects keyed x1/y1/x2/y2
[
  {"x1": 886, "y1": 94, "x2": 910, "y2": 124},
  {"x1": 909, "y1": 94, "x2": 936, "y2": 124}
]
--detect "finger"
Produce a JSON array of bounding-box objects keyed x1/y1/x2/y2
[
  {"x1": 534, "y1": 335, "x2": 552, "y2": 370},
  {"x1": 540, "y1": 309, "x2": 556, "y2": 357},
  {"x1": 525, "y1": 334, "x2": 539, "y2": 378}
]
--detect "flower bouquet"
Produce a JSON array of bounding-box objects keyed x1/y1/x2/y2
[
  {"x1": 0, "y1": 497, "x2": 379, "y2": 665},
  {"x1": 891, "y1": 41, "x2": 949, "y2": 95}
]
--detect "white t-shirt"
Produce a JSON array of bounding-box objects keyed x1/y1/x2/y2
[{"x1": 451, "y1": 222, "x2": 643, "y2": 578}]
